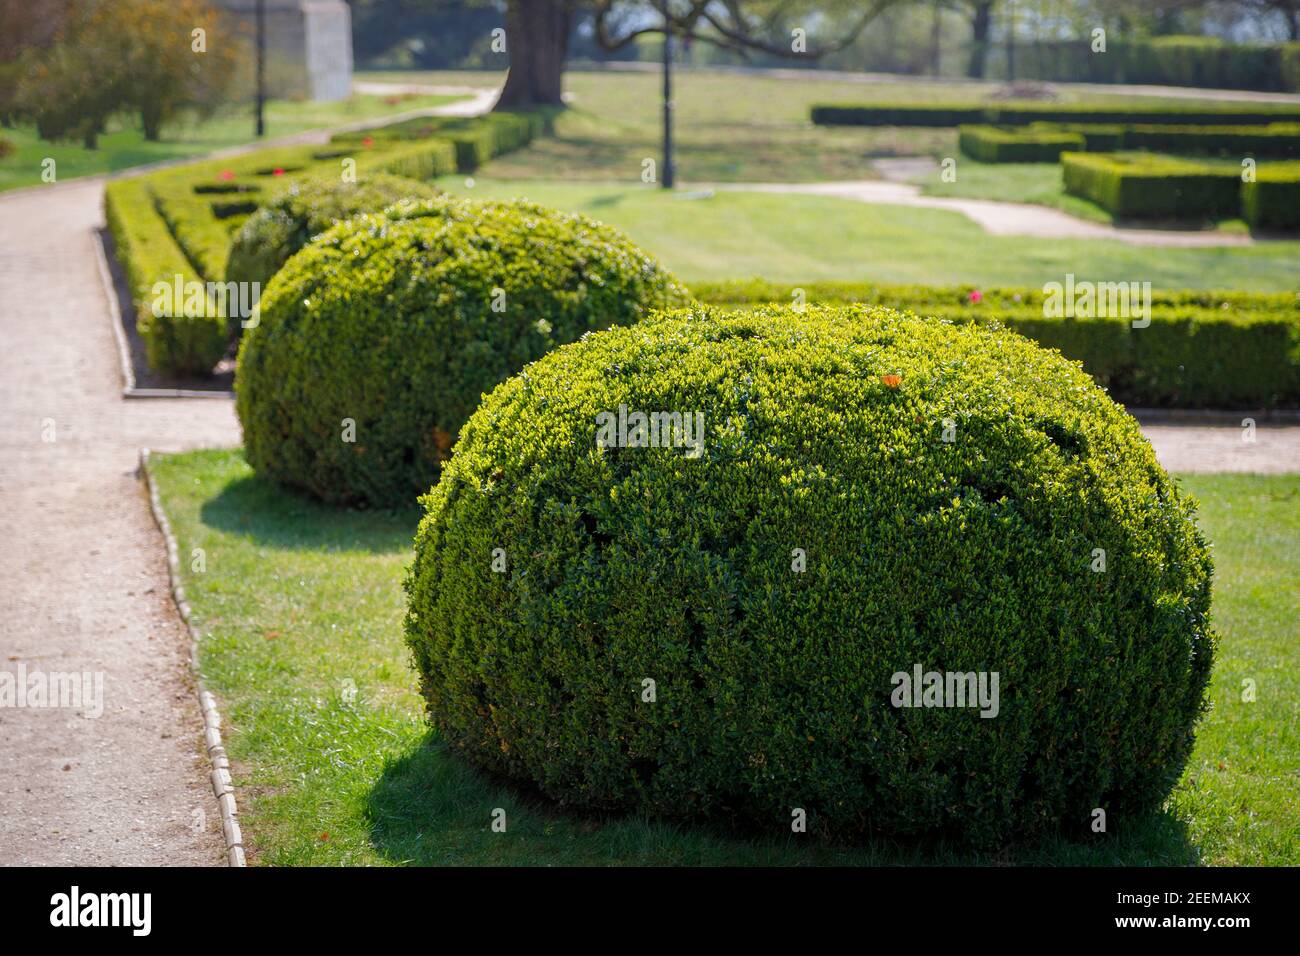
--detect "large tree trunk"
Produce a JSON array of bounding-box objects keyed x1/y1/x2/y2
[
  {"x1": 496, "y1": 0, "x2": 570, "y2": 110},
  {"x1": 966, "y1": 1, "x2": 993, "y2": 79}
]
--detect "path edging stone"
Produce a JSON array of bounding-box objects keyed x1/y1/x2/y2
[{"x1": 139, "y1": 448, "x2": 247, "y2": 867}]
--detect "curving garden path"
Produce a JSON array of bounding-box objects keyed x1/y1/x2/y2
[
  {"x1": 0, "y1": 179, "x2": 239, "y2": 865},
  {"x1": 0, "y1": 83, "x2": 1296, "y2": 867},
  {"x1": 717, "y1": 179, "x2": 1258, "y2": 247}
]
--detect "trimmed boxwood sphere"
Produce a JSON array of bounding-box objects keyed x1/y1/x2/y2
[
  {"x1": 235, "y1": 195, "x2": 690, "y2": 506},
  {"x1": 225, "y1": 174, "x2": 440, "y2": 290},
  {"x1": 404, "y1": 305, "x2": 1215, "y2": 845}
]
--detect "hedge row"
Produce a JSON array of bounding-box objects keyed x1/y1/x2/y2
[
  {"x1": 961, "y1": 123, "x2": 1300, "y2": 162},
  {"x1": 810, "y1": 104, "x2": 986, "y2": 127},
  {"x1": 1116, "y1": 123, "x2": 1300, "y2": 157},
  {"x1": 1243, "y1": 161, "x2": 1300, "y2": 230},
  {"x1": 108, "y1": 113, "x2": 540, "y2": 376},
  {"x1": 813, "y1": 102, "x2": 1300, "y2": 128},
  {"x1": 103, "y1": 180, "x2": 227, "y2": 377},
  {"x1": 999, "y1": 36, "x2": 1300, "y2": 94},
  {"x1": 1060, "y1": 151, "x2": 1300, "y2": 224},
  {"x1": 332, "y1": 111, "x2": 546, "y2": 173},
  {"x1": 958, "y1": 125, "x2": 1085, "y2": 163},
  {"x1": 691, "y1": 279, "x2": 1300, "y2": 408}
]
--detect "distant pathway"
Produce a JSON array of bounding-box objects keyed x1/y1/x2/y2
[
  {"x1": 1138, "y1": 418, "x2": 1300, "y2": 474},
  {"x1": 716, "y1": 179, "x2": 1257, "y2": 247}
]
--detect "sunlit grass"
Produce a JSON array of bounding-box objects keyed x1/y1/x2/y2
[
  {"x1": 437, "y1": 177, "x2": 1300, "y2": 290},
  {"x1": 152, "y1": 449, "x2": 1298, "y2": 866}
]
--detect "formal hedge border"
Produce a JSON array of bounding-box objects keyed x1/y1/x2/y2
[
  {"x1": 108, "y1": 113, "x2": 536, "y2": 377},
  {"x1": 959, "y1": 125, "x2": 1086, "y2": 162},
  {"x1": 692, "y1": 279, "x2": 1300, "y2": 409},
  {"x1": 813, "y1": 102, "x2": 1300, "y2": 128},
  {"x1": 1243, "y1": 161, "x2": 1300, "y2": 229},
  {"x1": 959, "y1": 122, "x2": 1300, "y2": 160},
  {"x1": 1060, "y1": 152, "x2": 1244, "y2": 219}
]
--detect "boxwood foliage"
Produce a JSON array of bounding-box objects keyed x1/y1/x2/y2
[
  {"x1": 226, "y1": 174, "x2": 440, "y2": 292},
  {"x1": 236, "y1": 196, "x2": 690, "y2": 507},
  {"x1": 404, "y1": 305, "x2": 1216, "y2": 846}
]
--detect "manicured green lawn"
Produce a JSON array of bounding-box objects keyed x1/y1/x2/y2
[
  {"x1": 151, "y1": 449, "x2": 1298, "y2": 866},
  {"x1": 361, "y1": 68, "x2": 1258, "y2": 183},
  {"x1": 438, "y1": 177, "x2": 1300, "y2": 290},
  {"x1": 0, "y1": 92, "x2": 464, "y2": 192}
]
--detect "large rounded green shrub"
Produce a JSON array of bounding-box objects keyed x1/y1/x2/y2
[
  {"x1": 235, "y1": 196, "x2": 690, "y2": 506},
  {"x1": 404, "y1": 305, "x2": 1215, "y2": 845},
  {"x1": 225, "y1": 174, "x2": 439, "y2": 290}
]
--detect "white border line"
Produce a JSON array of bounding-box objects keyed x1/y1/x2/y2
[{"x1": 139, "y1": 448, "x2": 247, "y2": 867}]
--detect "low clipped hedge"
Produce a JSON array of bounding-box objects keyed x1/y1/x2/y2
[
  {"x1": 333, "y1": 110, "x2": 546, "y2": 173},
  {"x1": 692, "y1": 280, "x2": 1300, "y2": 408},
  {"x1": 104, "y1": 180, "x2": 227, "y2": 377},
  {"x1": 984, "y1": 103, "x2": 1300, "y2": 126},
  {"x1": 813, "y1": 102, "x2": 1300, "y2": 128},
  {"x1": 106, "y1": 135, "x2": 466, "y2": 377},
  {"x1": 355, "y1": 137, "x2": 457, "y2": 180},
  {"x1": 1118, "y1": 123, "x2": 1300, "y2": 157},
  {"x1": 1030, "y1": 122, "x2": 1125, "y2": 152},
  {"x1": 236, "y1": 196, "x2": 691, "y2": 506},
  {"x1": 958, "y1": 125, "x2": 1085, "y2": 163},
  {"x1": 404, "y1": 305, "x2": 1216, "y2": 846},
  {"x1": 1061, "y1": 152, "x2": 1241, "y2": 219},
  {"x1": 811, "y1": 104, "x2": 985, "y2": 127},
  {"x1": 1242, "y1": 161, "x2": 1300, "y2": 230},
  {"x1": 226, "y1": 174, "x2": 440, "y2": 293}
]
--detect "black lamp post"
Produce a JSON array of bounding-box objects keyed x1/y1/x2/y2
[
  {"x1": 255, "y1": 0, "x2": 266, "y2": 137},
  {"x1": 661, "y1": 1, "x2": 674, "y2": 189}
]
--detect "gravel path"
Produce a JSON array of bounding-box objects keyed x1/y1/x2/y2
[
  {"x1": 0, "y1": 181, "x2": 239, "y2": 865},
  {"x1": 718, "y1": 180, "x2": 1257, "y2": 247},
  {"x1": 1139, "y1": 420, "x2": 1300, "y2": 474}
]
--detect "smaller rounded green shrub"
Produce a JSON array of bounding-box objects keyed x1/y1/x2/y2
[
  {"x1": 404, "y1": 305, "x2": 1216, "y2": 846},
  {"x1": 225, "y1": 174, "x2": 439, "y2": 291},
  {"x1": 236, "y1": 195, "x2": 691, "y2": 507}
]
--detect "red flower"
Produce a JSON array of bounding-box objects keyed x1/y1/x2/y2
[
  {"x1": 219, "y1": 170, "x2": 234, "y2": 181},
  {"x1": 968, "y1": 289, "x2": 983, "y2": 304},
  {"x1": 363, "y1": 136, "x2": 374, "y2": 148},
  {"x1": 272, "y1": 167, "x2": 285, "y2": 176}
]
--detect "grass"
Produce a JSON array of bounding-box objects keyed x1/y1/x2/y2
[
  {"x1": 360, "y1": 68, "x2": 1273, "y2": 183},
  {"x1": 151, "y1": 449, "x2": 1299, "y2": 866},
  {"x1": 437, "y1": 176, "x2": 1300, "y2": 290},
  {"x1": 0, "y1": 92, "x2": 465, "y2": 192}
]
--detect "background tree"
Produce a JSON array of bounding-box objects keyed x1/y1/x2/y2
[
  {"x1": 112, "y1": 0, "x2": 242, "y2": 140},
  {"x1": 961, "y1": 0, "x2": 998, "y2": 77},
  {"x1": 497, "y1": 0, "x2": 573, "y2": 108},
  {"x1": 14, "y1": 0, "x2": 240, "y2": 147},
  {"x1": 0, "y1": 0, "x2": 75, "y2": 127}
]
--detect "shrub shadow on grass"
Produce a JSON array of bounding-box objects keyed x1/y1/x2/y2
[
  {"x1": 366, "y1": 732, "x2": 1201, "y2": 867},
  {"x1": 199, "y1": 472, "x2": 419, "y2": 554}
]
